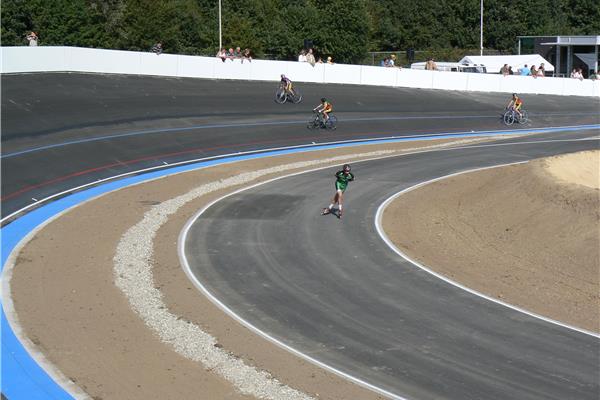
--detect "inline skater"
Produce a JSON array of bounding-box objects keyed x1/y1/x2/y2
[{"x1": 322, "y1": 164, "x2": 354, "y2": 218}]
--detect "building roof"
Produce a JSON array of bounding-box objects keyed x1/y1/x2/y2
[{"x1": 458, "y1": 54, "x2": 554, "y2": 72}]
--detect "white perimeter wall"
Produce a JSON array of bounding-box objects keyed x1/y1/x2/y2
[{"x1": 2, "y1": 46, "x2": 599, "y2": 97}]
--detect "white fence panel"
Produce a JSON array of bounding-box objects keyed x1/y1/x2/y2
[
  {"x1": 68, "y1": 48, "x2": 141, "y2": 75},
  {"x1": 248, "y1": 59, "x2": 285, "y2": 81},
  {"x1": 2, "y1": 46, "x2": 67, "y2": 73},
  {"x1": 466, "y1": 73, "x2": 502, "y2": 93},
  {"x1": 360, "y1": 65, "x2": 398, "y2": 86},
  {"x1": 396, "y1": 69, "x2": 434, "y2": 89},
  {"x1": 323, "y1": 63, "x2": 361, "y2": 85},
  {"x1": 432, "y1": 71, "x2": 468, "y2": 91},
  {"x1": 286, "y1": 62, "x2": 324, "y2": 83},
  {"x1": 177, "y1": 55, "x2": 215, "y2": 79},
  {"x1": 138, "y1": 52, "x2": 179, "y2": 76}
]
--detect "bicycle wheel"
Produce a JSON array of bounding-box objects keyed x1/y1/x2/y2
[
  {"x1": 274, "y1": 88, "x2": 287, "y2": 104},
  {"x1": 518, "y1": 109, "x2": 529, "y2": 124},
  {"x1": 290, "y1": 89, "x2": 303, "y2": 104},
  {"x1": 307, "y1": 117, "x2": 319, "y2": 130},
  {"x1": 503, "y1": 110, "x2": 514, "y2": 126},
  {"x1": 325, "y1": 115, "x2": 337, "y2": 130}
]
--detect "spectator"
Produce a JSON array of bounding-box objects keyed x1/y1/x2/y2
[
  {"x1": 388, "y1": 54, "x2": 397, "y2": 67},
  {"x1": 298, "y1": 49, "x2": 307, "y2": 62},
  {"x1": 26, "y1": 31, "x2": 38, "y2": 46},
  {"x1": 500, "y1": 64, "x2": 509, "y2": 76},
  {"x1": 242, "y1": 48, "x2": 252, "y2": 63},
  {"x1": 234, "y1": 46, "x2": 242, "y2": 59},
  {"x1": 590, "y1": 71, "x2": 598, "y2": 81},
  {"x1": 380, "y1": 57, "x2": 389, "y2": 67},
  {"x1": 508, "y1": 66, "x2": 514, "y2": 75},
  {"x1": 216, "y1": 48, "x2": 227, "y2": 62},
  {"x1": 519, "y1": 64, "x2": 530, "y2": 76},
  {"x1": 151, "y1": 42, "x2": 163, "y2": 55},
  {"x1": 306, "y1": 48, "x2": 316, "y2": 66},
  {"x1": 317, "y1": 57, "x2": 324, "y2": 64},
  {"x1": 571, "y1": 68, "x2": 583, "y2": 80},
  {"x1": 530, "y1": 65, "x2": 538, "y2": 77},
  {"x1": 326, "y1": 56, "x2": 334, "y2": 64},
  {"x1": 425, "y1": 58, "x2": 437, "y2": 71},
  {"x1": 537, "y1": 63, "x2": 545, "y2": 77},
  {"x1": 226, "y1": 48, "x2": 235, "y2": 61}
]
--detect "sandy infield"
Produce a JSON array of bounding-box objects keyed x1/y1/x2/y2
[
  {"x1": 5, "y1": 140, "x2": 597, "y2": 399},
  {"x1": 383, "y1": 150, "x2": 599, "y2": 333}
]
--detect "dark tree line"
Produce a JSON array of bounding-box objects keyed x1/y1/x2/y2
[{"x1": 2, "y1": 0, "x2": 598, "y2": 63}]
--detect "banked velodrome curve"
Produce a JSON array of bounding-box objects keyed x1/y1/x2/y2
[
  {"x1": 181, "y1": 133, "x2": 599, "y2": 400},
  {"x1": 1, "y1": 73, "x2": 599, "y2": 399}
]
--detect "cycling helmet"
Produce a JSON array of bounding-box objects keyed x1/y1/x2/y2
[
  {"x1": 343, "y1": 164, "x2": 351, "y2": 172},
  {"x1": 321, "y1": 97, "x2": 327, "y2": 102},
  {"x1": 512, "y1": 93, "x2": 518, "y2": 97}
]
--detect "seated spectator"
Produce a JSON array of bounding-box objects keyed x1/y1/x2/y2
[
  {"x1": 298, "y1": 49, "x2": 307, "y2": 62},
  {"x1": 425, "y1": 58, "x2": 437, "y2": 71},
  {"x1": 151, "y1": 42, "x2": 163, "y2": 55},
  {"x1": 530, "y1": 65, "x2": 538, "y2": 77},
  {"x1": 226, "y1": 48, "x2": 235, "y2": 61},
  {"x1": 508, "y1": 66, "x2": 514, "y2": 75},
  {"x1": 26, "y1": 31, "x2": 38, "y2": 46},
  {"x1": 216, "y1": 48, "x2": 227, "y2": 62},
  {"x1": 234, "y1": 46, "x2": 242, "y2": 59},
  {"x1": 241, "y1": 48, "x2": 252, "y2": 63},
  {"x1": 317, "y1": 57, "x2": 324, "y2": 64},
  {"x1": 590, "y1": 71, "x2": 598, "y2": 80},
  {"x1": 519, "y1": 64, "x2": 530, "y2": 76},
  {"x1": 380, "y1": 57, "x2": 389, "y2": 67},
  {"x1": 571, "y1": 68, "x2": 583, "y2": 80},
  {"x1": 537, "y1": 63, "x2": 545, "y2": 77},
  {"x1": 388, "y1": 54, "x2": 396, "y2": 67},
  {"x1": 326, "y1": 56, "x2": 334, "y2": 64},
  {"x1": 306, "y1": 48, "x2": 316, "y2": 66},
  {"x1": 500, "y1": 63, "x2": 509, "y2": 76}
]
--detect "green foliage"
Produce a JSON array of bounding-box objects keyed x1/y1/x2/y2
[{"x1": 0, "y1": 0, "x2": 595, "y2": 63}]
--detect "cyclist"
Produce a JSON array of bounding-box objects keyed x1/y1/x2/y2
[
  {"x1": 322, "y1": 164, "x2": 354, "y2": 218},
  {"x1": 313, "y1": 97, "x2": 333, "y2": 124},
  {"x1": 280, "y1": 74, "x2": 294, "y2": 95},
  {"x1": 506, "y1": 93, "x2": 523, "y2": 119}
]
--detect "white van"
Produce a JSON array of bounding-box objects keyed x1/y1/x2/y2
[{"x1": 410, "y1": 62, "x2": 487, "y2": 73}]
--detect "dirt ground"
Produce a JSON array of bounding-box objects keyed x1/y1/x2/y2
[
  {"x1": 383, "y1": 150, "x2": 599, "y2": 333},
  {"x1": 6, "y1": 141, "x2": 598, "y2": 400}
]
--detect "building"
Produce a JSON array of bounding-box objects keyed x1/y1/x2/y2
[{"x1": 517, "y1": 35, "x2": 599, "y2": 78}]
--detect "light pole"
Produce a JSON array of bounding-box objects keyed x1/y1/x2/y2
[
  {"x1": 218, "y1": 0, "x2": 222, "y2": 51},
  {"x1": 480, "y1": 0, "x2": 483, "y2": 56}
]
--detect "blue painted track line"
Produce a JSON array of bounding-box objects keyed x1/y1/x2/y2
[{"x1": 1, "y1": 123, "x2": 599, "y2": 399}]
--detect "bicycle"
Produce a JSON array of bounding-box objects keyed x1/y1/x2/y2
[
  {"x1": 274, "y1": 86, "x2": 302, "y2": 104},
  {"x1": 307, "y1": 111, "x2": 337, "y2": 130},
  {"x1": 502, "y1": 107, "x2": 529, "y2": 125}
]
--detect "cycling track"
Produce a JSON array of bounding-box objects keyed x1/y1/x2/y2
[{"x1": 1, "y1": 73, "x2": 599, "y2": 400}]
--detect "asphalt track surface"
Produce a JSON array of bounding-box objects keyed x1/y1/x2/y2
[
  {"x1": 184, "y1": 131, "x2": 600, "y2": 400},
  {"x1": 1, "y1": 73, "x2": 599, "y2": 400},
  {"x1": 1, "y1": 73, "x2": 599, "y2": 218}
]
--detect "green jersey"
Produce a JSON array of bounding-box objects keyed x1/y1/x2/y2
[{"x1": 335, "y1": 170, "x2": 354, "y2": 191}]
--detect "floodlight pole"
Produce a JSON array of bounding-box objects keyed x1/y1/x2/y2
[
  {"x1": 218, "y1": 0, "x2": 222, "y2": 51},
  {"x1": 480, "y1": 0, "x2": 483, "y2": 56}
]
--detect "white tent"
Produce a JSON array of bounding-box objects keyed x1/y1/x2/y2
[{"x1": 458, "y1": 54, "x2": 554, "y2": 73}]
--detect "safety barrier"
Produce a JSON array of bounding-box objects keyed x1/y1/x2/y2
[{"x1": 2, "y1": 46, "x2": 599, "y2": 97}]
